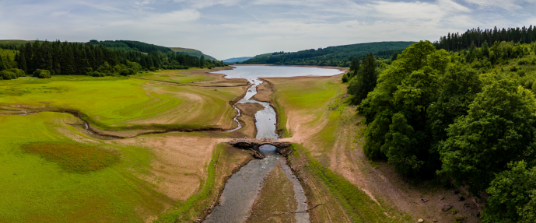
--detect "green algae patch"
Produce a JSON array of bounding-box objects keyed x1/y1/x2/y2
[{"x1": 22, "y1": 143, "x2": 120, "y2": 173}]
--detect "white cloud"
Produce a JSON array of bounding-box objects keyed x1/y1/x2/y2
[
  {"x1": 144, "y1": 9, "x2": 200, "y2": 23},
  {"x1": 463, "y1": 0, "x2": 536, "y2": 11}
]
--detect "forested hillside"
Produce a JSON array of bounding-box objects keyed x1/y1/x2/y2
[
  {"x1": 87, "y1": 40, "x2": 172, "y2": 53},
  {"x1": 242, "y1": 41, "x2": 414, "y2": 67},
  {"x1": 168, "y1": 47, "x2": 218, "y2": 61},
  {"x1": 222, "y1": 57, "x2": 252, "y2": 64},
  {"x1": 344, "y1": 27, "x2": 536, "y2": 222},
  {"x1": 0, "y1": 40, "x2": 227, "y2": 80}
]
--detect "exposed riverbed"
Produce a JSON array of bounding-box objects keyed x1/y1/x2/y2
[{"x1": 204, "y1": 66, "x2": 342, "y2": 223}]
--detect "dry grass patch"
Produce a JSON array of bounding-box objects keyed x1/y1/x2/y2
[{"x1": 22, "y1": 142, "x2": 119, "y2": 173}]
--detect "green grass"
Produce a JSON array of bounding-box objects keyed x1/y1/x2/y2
[
  {"x1": 290, "y1": 143, "x2": 403, "y2": 223},
  {"x1": 271, "y1": 76, "x2": 345, "y2": 138},
  {"x1": 0, "y1": 112, "x2": 169, "y2": 222},
  {"x1": 135, "y1": 69, "x2": 217, "y2": 84},
  {"x1": 0, "y1": 74, "x2": 240, "y2": 130}
]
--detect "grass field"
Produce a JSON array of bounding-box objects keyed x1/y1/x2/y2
[
  {"x1": 0, "y1": 112, "x2": 170, "y2": 222},
  {"x1": 0, "y1": 71, "x2": 243, "y2": 131}
]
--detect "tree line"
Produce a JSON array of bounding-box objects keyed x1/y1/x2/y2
[
  {"x1": 241, "y1": 41, "x2": 414, "y2": 67},
  {"x1": 345, "y1": 32, "x2": 536, "y2": 221},
  {"x1": 435, "y1": 25, "x2": 536, "y2": 51},
  {"x1": 0, "y1": 40, "x2": 227, "y2": 80}
]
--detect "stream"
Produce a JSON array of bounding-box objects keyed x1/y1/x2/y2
[{"x1": 204, "y1": 66, "x2": 342, "y2": 223}]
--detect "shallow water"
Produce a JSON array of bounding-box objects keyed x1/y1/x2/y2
[{"x1": 205, "y1": 66, "x2": 341, "y2": 223}]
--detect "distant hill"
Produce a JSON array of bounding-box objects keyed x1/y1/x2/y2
[
  {"x1": 88, "y1": 40, "x2": 172, "y2": 53},
  {"x1": 222, "y1": 57, "x2": 252, "y2": 64},
  {"x1": 242, "y1": 41, "x2": 415, "y2": 67},
  {"x1": 0, "y1": 40, "x2": 36, "y2": 45},
  {"x1": 168, "y1": 47, "x2": 218, "y2": 61}
]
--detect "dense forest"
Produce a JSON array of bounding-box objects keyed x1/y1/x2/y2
[
  {"x1": 435, "y1": 25, "x2": 536, "y2": 51},
  {"x1": 345, "y1": 27, "x2": 536, "y2": 222},
  {"x1": 241, "y1": 41, "x2": 414, "y2": 67},
  {"x1": 0, "y1": 40, "x2": 227, "y2": 80}
]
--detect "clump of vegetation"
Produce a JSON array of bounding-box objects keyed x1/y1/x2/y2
[
  {"x1": 22, "y1": 142, "x2": 120, "y2": 173},
  {"x1": 32, "y1": 69, "x2": 51, "y2": 78},
  {"x1": 483, "y1": 161, "x2": 536, "y2": 222}
]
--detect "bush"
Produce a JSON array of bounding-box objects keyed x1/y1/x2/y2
[
  {"x1": 33, "y1": 69, "x2": 51, "y2": 78},
  {"x1": 0, "y1": 70, "x2": 17, "y2": 80},
  {"x1": 0, "y1": 68, "x2": 25, "y2": 80},
  {"x1": 518, "y1": 59, "x2": 530, "y2": 65},
  {"x1": 341, "y1": 73, "x2": 349, "y2": 83},
  {"x1": 119, "y1": 68, "x2": 135, "y2": 76},
  {"x1": 9, "y1": 68, "x2": 25, "y2": 77}
]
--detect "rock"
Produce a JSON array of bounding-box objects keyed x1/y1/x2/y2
[
  {"x1": 454, "y1": 189, "x2": 460, "y2": 194},
  {"x1": 251, "y1": 150, "x2": 265, "y2": 159},
  {"x1": 476, "y1": 212, "x2": 481, "y2": 218},
  {"x1": 459, "y1": 196, "x2": 465, "y2": 201},
  {"x1": 418, "y1": 219, "x2": 424, "y2": 222},
  {"x1": 442, "y1": 204, "x2": 453, "y2": 211},
  {"x1": 420, "y1": 198, "x2": 428, "y2": 203},
  {"x1": 440, "y1": 197, "x2": 445, "y2": 200}
]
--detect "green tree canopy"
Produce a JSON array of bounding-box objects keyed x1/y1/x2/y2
[
  {"x1": 484, "y1": 161, "x2": 536, "y2": 223},
  {"x1": 439, "y1": 80, "x2": 536, "y2": 195},
  {"x1": 348, "y1": 53, "x2": 378, "y2": 105}
]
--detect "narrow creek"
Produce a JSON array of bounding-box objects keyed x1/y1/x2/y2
[{"x1": 205, "y1": 66, "x2": 343, "y2": 223}]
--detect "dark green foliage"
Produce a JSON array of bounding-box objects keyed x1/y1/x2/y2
[
  {"x1": 427, "y1": 65, "x2": 482, "y2": 154},
  {"x1": 435, "y1": 25, "x2": 536, "y2": 51},
  {"x1": 438, "y1": 80, "x2": 536, "y2": 195},
  {"x1": 341, "y1": 73, "x2": 349, "y2": 83},
  {"x1": 243, "y1": 41, "x2": 414, "y2": 67},
  {"x1": 87, "y1": 40, "x2": 172, "y2": 53},
  {"x1": 483, "y1": 161, "x2": 536, "y2": 223},
  {"x1": 347, "y1": 53, "x2": 378, "y2": 105},
  {"x1": 0, "y1": 40, "x2": 228, "y2": 79},
  {"x1": 381, "y1": 113, "x2": 421, "y2": 177},
  {"x1": 0, "y1": 68, "x2": 25, "y2": 80},
  {"x1": 33, "y1": 69, "x2": 51, "y2": 78}
]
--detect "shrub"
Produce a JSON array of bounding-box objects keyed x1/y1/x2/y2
[
  {"x1": 9, "y1": 68, "x2": 25, "y2": 77},
  {"x1": 33, "y1": 69, "x2": 51, "y2": 78},
  {"x1": 341, "y1": 73, "x2": 349, "y2": 83},
  {"x1": 0, "y1": 70, "x2": 17, "y2": 80}
]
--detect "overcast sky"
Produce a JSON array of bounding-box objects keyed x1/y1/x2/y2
[{"x1": 1, "y1": 0, "x2": 535, "y2": 59}]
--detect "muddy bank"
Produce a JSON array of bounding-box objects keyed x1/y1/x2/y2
[
  {"x1": 235, "y1": 103, "x2": 265, "y2": 138},
  {"x1": 251, "y1": 79, "x2": 285, "y2": 137},
  {"x1": 246, "y1": 162, "x2": 298, "y2": 223},
  {"x1": 0, "y1": 108, "x2": 226, "y2": 139},
  {"x1": 197, "y1": 145, "x2": 256, "y2": 222}
]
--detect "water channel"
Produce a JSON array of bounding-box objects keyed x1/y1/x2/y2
[{"x1": 204, "y1": 66, "x2": 342, "y2": 223}]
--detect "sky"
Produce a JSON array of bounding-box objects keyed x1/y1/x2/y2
[{"x1": 0, "y1": 0, "x2": 535, "y2": 60}]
